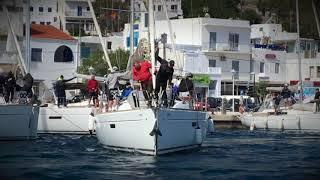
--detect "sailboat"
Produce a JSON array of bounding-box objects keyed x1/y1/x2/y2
[
  {"x1": 240, "y1": 0, "x2": 320, "y2": 131},
  {"x1": 91, "y1": 0, "x2": 212, "y2": 155},
  {"x1": 0, "y1": 1, "x2": 39, "y2": 140}
]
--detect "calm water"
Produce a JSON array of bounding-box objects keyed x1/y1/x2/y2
[{"x1": 1, "y1": 130, "x2": 320, "y2": 180}]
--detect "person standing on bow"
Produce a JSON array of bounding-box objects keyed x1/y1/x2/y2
[
  {"x1": 314, "y1": 88, "x2": 320, "y2": 112},
  {"x1": 281, "y1": 84, "x2": 292, "y2": 109},
  {"x1": 87, "y1": 74, "x2": 99, "y2": 107},
  {"x1": 154, "y1": 47, "x2": 174, "y2": 107},
  {"x1": 56, "y1": 75, "x2": 76, "y2": 108},
  {"x1": 4, "y1": 71, "x2": 16, "y2": 103},
  {"x1": 133, "y1": 60, "x2": 153, "y2": 106},
  {"x1": 104, "y1": 66, "x2": 129, "y2": 111}
]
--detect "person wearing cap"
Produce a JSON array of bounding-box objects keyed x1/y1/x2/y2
[
  {"x1": 120, "y1": 81, "x2": 133, "y2": 100},
  {"x1": 178, "y1": 73, "x2": 194, "y2": 104},
  {"x1": 133, "y1": 60, "x2": 153, "y2": 105},
  {"x1": 87, "y1": 75, "x2": 99, "y2": 107},
  {"x1": 104, "y1": 66, "x2": 129, "y2": 111},
  {"x1": 314, "y1": 88, "x2": 320, "y2": 112},
  {"x1": 281, "y1": 84, "x2": 292, "y2": 109},
  {"x1": 155, "y1": 48, "x2": 174, "y2": 107},
  {"x1": 55, "y1": 75, "x2": 76, "y2": 107},
  {"x1": 4, "y1": 71, "x2": 16, "y2": 103}
]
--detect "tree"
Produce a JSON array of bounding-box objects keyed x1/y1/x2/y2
[
  {"x1": 241, "y1": 9, "x2": 262, "y2": 24},
  {"x1": 256, "y1": 81, "x2": 268, "y2": 101},
  {"x1": 77, "y1": 49, "x2": 130, "y2": 77}
]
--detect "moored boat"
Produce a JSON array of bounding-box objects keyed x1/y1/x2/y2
[
  {"x1": 95, "y1": 101, "x2": 209, "y2": 155},
  {"x1": 0, "y1": 104, "x2": 39, "y2": 140}
]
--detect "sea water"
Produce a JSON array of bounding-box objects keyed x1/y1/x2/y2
[{"x1": 0, "y1": 130, "x2": 319, "y2": 179}]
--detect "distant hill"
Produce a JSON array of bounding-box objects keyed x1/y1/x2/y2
[{"x1": 92, "y1": 0, "x2": 320, "y2": 39}]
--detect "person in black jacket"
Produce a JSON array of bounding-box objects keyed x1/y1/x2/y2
[
  {"x1": 0, "y1": 74, "x2": 5, "y2": 96},
  {"x1": 315, "y1": 88, "x2": 320, "y2": 112},
  {"x1": 281, "y1": 84, "x2": 291, "y2": 108},
  {"x1": 178, "y1": 73, "x2": 194, "y2": 97},
  {"x1": 56, "y1": 75, "x2": 76, "y2": 107},
  {"x1": 4, "y1": 71, "x2": 16, "y2": 103},
  {"x1": 16, "y1": 73, "x2": 34, "y2": 98},
  {"x1": 155, "y1": 48, "x2": 174, "y2": 107}
]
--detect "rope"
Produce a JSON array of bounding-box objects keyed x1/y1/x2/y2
[{"x1": 47, "y1": 106, "x2": 88, "y2": 132}]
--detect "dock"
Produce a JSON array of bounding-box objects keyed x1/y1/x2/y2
[{"x1": 211, "y1": 112, "x2": 244, "y2": 129}]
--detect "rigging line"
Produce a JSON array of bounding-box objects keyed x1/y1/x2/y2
[{"x1": 47, "y1": 106, "x2": 88, "y2": 132}]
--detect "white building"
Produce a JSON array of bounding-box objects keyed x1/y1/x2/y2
[
  {"x1": 251, "y1": 24, "x2": 320, "y2": 87},
  {"x1": 124, "y1": 17, "x2": 252, "y2": 96},
  {"x1": 134, "y1": 0, "x2": 183, "y2": 21},
  {"x1": 30, "y1": 24, "x2": 78, "y2": 96},
  {"x1": 78, "y1": 32, "x2": 124, "y2": 60},
  {"x1": 29, "y1": 0, "x2": 95, "y2": 35}
]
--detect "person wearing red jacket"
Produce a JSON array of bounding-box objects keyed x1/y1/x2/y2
[
  {"x1": 87, "y1": 75, "x2": 99, "y2": 107},
  {"x1": 133, "y1": 60, "x2": 152, "y2": 106}
]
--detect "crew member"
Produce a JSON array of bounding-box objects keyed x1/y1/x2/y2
[
  {"x1": 87, "y1": 75, "x2": 99, "y2": 107},
  {"x1": 133, "y1": 60, "x2": 152, "y2": 106},
  {"x1": 56, "y1": 75, "x2": 76, "y2": 107},
  {"x1": 154, "y1": 48, "x2": 174, "y2": 107}
]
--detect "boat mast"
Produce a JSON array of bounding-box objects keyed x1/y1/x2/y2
[
  {"x1": 149, "y1": 0, "x2": 156, "y2": 89},
  {"x1": 4, "y1": 6, "x2": 27, "y2": 76},
  {"x1": 25, "y1": 0, "x2": 31, "y2": 73},
  {"x1": 296, "y1": 0, "x2": 303, "y2": 103},
  {"x1": 311, "y1": 0, "x2": 320, "y2": 38},
  {"x1": 87, "y1": 0, "x2": 113, "y2": 72},
  {"x1": 160, "y1": 0, "x2": 178, "y2": 68},
  {"x1": 130, "y1": 0, "x2": 134, "y2": 56}
]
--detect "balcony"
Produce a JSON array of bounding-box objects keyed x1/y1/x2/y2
[
  {"x1": 65, "y1": 0, "x2": 95, "y2": 2},
  {"x1": 193, "y1": 67, "x2": 221, "y2": 75},
  {"x1": 208, "y1": 67, "x2": 221, "y2": 74},
  {"x1": 202, "y1": 42, "x2": 250, "y2": 54},
  {"x1": 65, "y1": 11, "x2": 91, "y2": 18}
]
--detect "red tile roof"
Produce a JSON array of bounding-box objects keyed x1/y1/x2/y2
[{"x1": 31, "y1": 24, "x2": 75, "y2": 40}]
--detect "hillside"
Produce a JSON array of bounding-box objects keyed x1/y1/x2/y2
[{"x1": 92, "y1": 0, "x2": 320, "y2": 39}]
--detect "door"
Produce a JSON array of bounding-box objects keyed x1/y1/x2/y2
[{"x1": 77, "y1": 6, "x2": 82, "y2": 16}]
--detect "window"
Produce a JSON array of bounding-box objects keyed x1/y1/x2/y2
[
  {"x1": 209, "y1": 32, "x2": 216, "y2": 51},
  {"x1": 259, "y1": 27, "x2": 263, "y2": 31},
  {"x1": 232, "y1": 61, "x2": 239, "y2": 72},
  {"x1": 229, "y1": 33, "x2": 239, "y2": 51},
  {"x1": 310, "y1": 66, "x2": 315, "y2": 78},
  {"x1": 40, "y1": 22, "x2": 45, "y2": 25},
  {"x1": 54, "y1": 17, "x2": 57, "y2": 22},
  {"x1": 171, "y1": 5, "x2": 177, "y2": 12},
  {"x1": 158, "y1": 5, "x2": 162, "y2": 11},
  {"x1": 48, "y1": 7, "x2": 52, "y2": 12},
  {"x1": 30, "y1": 6, "x2": 33, "y2": 12},
  {"x1": 87, "y1": 7, "x2": 90, "y2": 11},
  {"x1": 232, "y1": 60, "x2": 239, "y2": 79},
  {"x1": 31, "y1": 48, "x2": 42, "y2": 62},
  {"x1": 32, "y1": 21, "x2": 36, "y2": 24},
  {"x1": 77, "y1": 6, "x2": 82, "y2": 16},
  {"x1": 107, "y1": 42, "x2": 112, "y2": 50},
  {"x1": 275, "y1": 63, "x2": 279, "y2": 74},
  {"x1": 317, "y1": 66, "x2": 320, "y2": 78},
  {"x1": 39, "y1": 7, "x2": 43, "y2": 12},
  {"x1": 209, "y1": 59, "x2": 216, "y2": 67},
  {"x1": 144, "y1": 13, "x2": 149, "y2": 27},
  {"x1": 54, "y1": 45, "x2": 74, "y2": 62},
  {"x1": 46, "y1": 22, "x2": 51, "y2": 25},
  {"x1": 209, "y1": 80, "x2": 216, "y2": 90},
  {"x1": 153, "y1": 5, "x2": 156, "y2": 11},
  {"x1": 260, "y1": 62, "x2": 265, "y2": 73}
]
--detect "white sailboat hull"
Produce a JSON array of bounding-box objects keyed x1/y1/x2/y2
[
  {"x1": 95, "y1": 108, "x2": 209, "y2": 155},
  {"x1": 241, "y1": 111, "x2": 320, "y2": 130},
  {"x1": 38, "y1": 106, "x2": 93, "y2": 134},
  {"x1": 0, "y1": 105, "x2": 39, "y2": 140}
]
